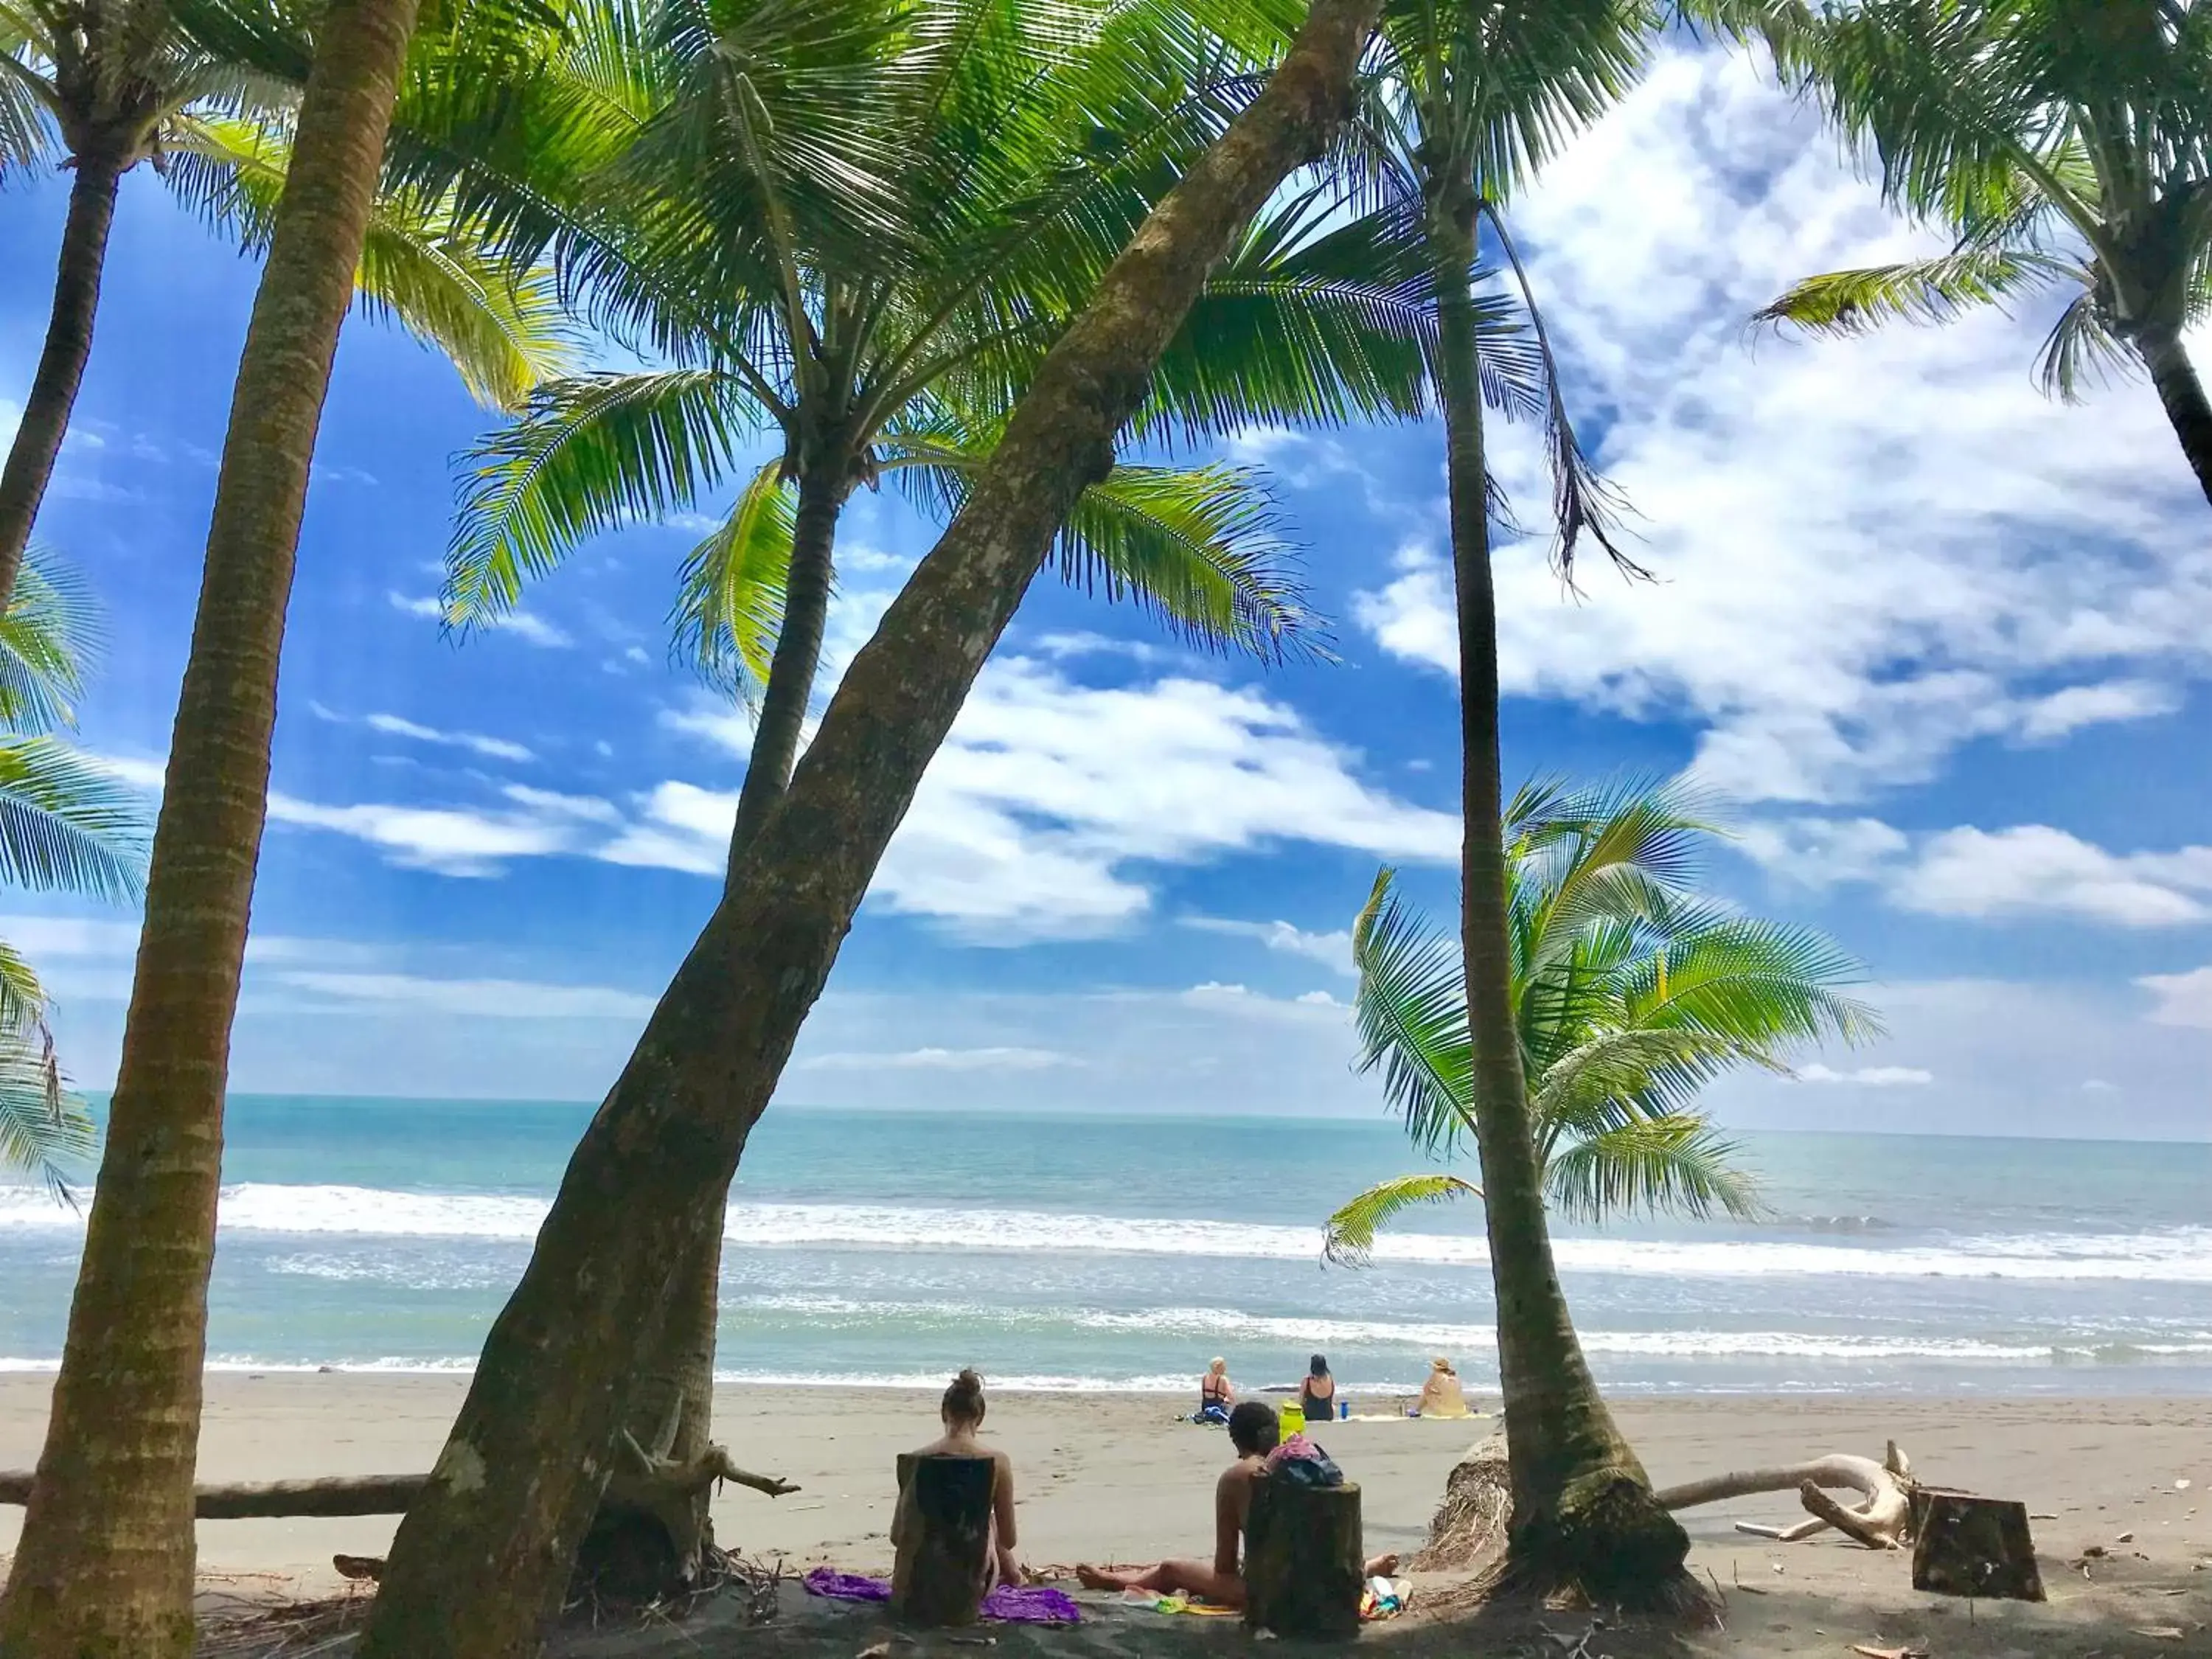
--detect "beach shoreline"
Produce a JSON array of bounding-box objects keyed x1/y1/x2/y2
[{"x1": 4, "y1": 1376, "x2": 2207, "y2": 1586}]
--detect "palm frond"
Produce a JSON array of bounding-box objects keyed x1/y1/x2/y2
[
  {"x1": 2036, "y1": 280, "x2": 2135, "y2": 400},
  {"x1": 0, "y1": 1020, "x2": 90, "y2": 1203},
  {"x1": 1753, "y1": 248, "x2": 2076, "y2": 337},
  {"x1": 1352, "y1": 867, "x2": 1476, "y2": 1156},
  {"x1": 669, "y1": 461, "x2": 792, "y2": 701},
  {"x1": 1322, "y1": 1172, "x2": 1482, "y2": 1266},
  {"x1": 0, "y1": 737, "x2": 150, "y2": 902},
  {"x1": 1545, "y1": 1113, "x2": 1761, "y2": 1222},
  {"x1": 446, "y1": 369, "x2": 757, "y2": 626},
  {"x1": 0, "y1": 547, "x2": 100, "y2": 736}
]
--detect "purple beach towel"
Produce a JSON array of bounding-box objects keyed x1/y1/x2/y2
[{"x1": 803, "y1": 1566, "x2": 1081, "y2": 1625}]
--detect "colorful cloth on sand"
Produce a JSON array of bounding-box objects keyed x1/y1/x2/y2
[
  {"x1": 1118, "y1": 1588, "x2": 1239, "y2": 1617},
  {"x1": 801, "y1": 1566, "x2": 1081, "y2": 1624},
  {"x1": 1360, "y1": 1577, "x2": 1408, "y2": 1621}
]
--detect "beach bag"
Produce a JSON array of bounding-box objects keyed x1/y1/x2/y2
[{"x1": 1265, "y1": 1433, "x2": 1343, "y2": 1487}]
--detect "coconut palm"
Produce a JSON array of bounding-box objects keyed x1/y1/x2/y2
[
  {"x1": 359, "y1": 5, "x2": 1390, "y2": 1647},
  {"x1": 1325, "y1": 779, "x2": 1877, "y2": 1261},
  {"x1": 427, "y1": 0, "x2": 1440, "y2": 1583},
  {"x1": 0, "y1": 0, "x2": 452, "y2": 1643},
  {"x1": 1315, "y1": 0, "x2": 1759, "y2": 1607},
  {"x1": 0, "y1": 550, "x2": 150, "y2": 1199},
  {"x1": 0, "y1": 0, "x2": 574, "y2": 608},
  {"x1": 1757, "y1": 0, "x2": 2212, "y2": 506}
]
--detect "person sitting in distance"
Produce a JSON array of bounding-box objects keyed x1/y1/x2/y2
[
  {"x1": 1412, "y1": 1355, "x2": 1470, "y2": 1419},
  {"x1": 1299, "y1": 1352, "x2": 1337, "y2": 1424},
  {"x1": 894, "y1": 1368, "x2": 1021, "y2": 1587},
  {"x1": 1075, "y1": 1402, "x2": 1396, "y2": 1607},
  {"x1": 1195, "y1": 1356, "x2": 1234, "y2": 1425}
]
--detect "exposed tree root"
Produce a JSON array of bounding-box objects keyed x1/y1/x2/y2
[{"x1": 1656, "y1": 1442, "x2": 1917, "y2": 1551}]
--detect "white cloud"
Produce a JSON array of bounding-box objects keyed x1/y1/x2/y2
[
  {"x1": 273, "y1": 971, "x2": 655, "y2": 1020},
  {"x1": 386, "y1": 591, "x2": 572, "y2": 649},
  {"x1": 2136, "y1": 967, "x2": 2212, "y2": 1030},
  {"x1": 1742, "y1": 815, "x2": 2212, "y2": 928},
  {"x1": 1897, "y1": 827, "x2": 2212, "y2": 927},
  {"x1": 1353, "y1": 48, "x2": 2212, "y2": 805},
  {"x1": 1793, "y1": 1063, "x2": 1935, "y2": 1087},
  {"x1": 795, "y1": 1046, "x2": 1078, "y2": 1073},
  {"x1": 365, "y1": 712, "x2": 534, "y2": 764},
  {"x1": 659, "y1": 656, "x2": 1457, "y2": 939},
  {"x1": 265, "y1": 791, "x2": 585, "y2": 877},
  {"x1": 1180, "y1": 916, "x2": 1356, "y2": 975}
]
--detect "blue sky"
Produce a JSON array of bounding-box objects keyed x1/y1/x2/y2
[{"x1": 3, "y1": 45, "x2": 2210, "y2": 1139}]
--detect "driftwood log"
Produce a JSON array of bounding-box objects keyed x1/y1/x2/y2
[
  {"x1": 1243, "y1": 1477, "x2": 1363, "y2": 1640},
  {"x1": 1910, "y1": 1488, "x2": 2045, "y2": 1601},
  {"x1": 1655, "y1": 1442, "x2": 1917, "y2": 1549},
  {"x1": 891, "y1": 1453, "x2": 996, "y2": 1627}
]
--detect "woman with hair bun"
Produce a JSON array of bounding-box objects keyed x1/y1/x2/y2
[{"x1": 894, "y1": 1368, "x2": 1022, "y2": 1587}]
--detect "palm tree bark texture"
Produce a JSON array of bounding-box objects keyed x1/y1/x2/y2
[
  {"x1": 2135, "y1": 324, "x2": 2212, "y2": 507},
  {"x1": 0, "y1": 145, "x2": 130, "y2": 610},
  {"x1": 0, "y1": 0, "x2": 425, "y2": 1651},
  {"x1": 1426, "y1": 170, "x2": 1697, "y2": 1609},
  {"x1": 354, "y1": 5, "x2": 1383, "y2": 1654}
]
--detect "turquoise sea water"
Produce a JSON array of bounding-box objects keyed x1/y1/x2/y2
[{"x1": 4, "y1": 1099, "x2": 2209, "y2": 1397}]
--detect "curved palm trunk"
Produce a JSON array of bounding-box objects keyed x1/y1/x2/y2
[
  {"x1": 0, "y1": 150, "x2": 129, "y2": 609},
  {"x1": 2136, "y1": 325, "x2": 2212, "y2": 507},
  {"x1": 591, "y1": 466, "x2": 848, "y2": 1587},
  {"x1": 1427, "y1": 182, "x2": 1691, "y2": 1607},
  {"x1": 0, "y1": 2, "x2": 422, "y2": 1651},
  {"x1": 358, "y1": 8, "x2": 1378, "y2": 1651},
  {"x1": 724, "y1": 469, "x2": 848, "y2": 867}
]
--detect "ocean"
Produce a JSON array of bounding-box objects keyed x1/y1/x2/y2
[{"x1": 3, "y1": 1099, "x2": 2209, "y2": 1397}]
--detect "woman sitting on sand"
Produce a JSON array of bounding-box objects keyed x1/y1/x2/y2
[
  {"x1": 1077, "y1": 1402, "x2": 1396, "y2": 1608},
  {"x1": 1299, "y1": 1353, "x2": 1336, "y2": 1425},
  {"x1": 895, "y1": 1368, "x2": 1021, "y2": 1587},
  {"x1": 1196, "y1": 1357, "x2": 1234, "y2": 1425},
  {"x1": 1412, "y1": 1355, "x2": 1470, "y2": 1419}
]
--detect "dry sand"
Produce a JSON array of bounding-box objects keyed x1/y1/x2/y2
[{"x1": 2, "y1": 1376, "x2": 2208, "y2": 1655}]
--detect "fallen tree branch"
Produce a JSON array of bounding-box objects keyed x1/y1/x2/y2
[
  {"x1": 0, "y1": 1453, "x2": 799, "y2": 1517},
  {"x1": 1655, "y1": 1444, "x2": 1915, "y2": 1551}
]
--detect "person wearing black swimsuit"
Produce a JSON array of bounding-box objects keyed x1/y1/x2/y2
[{"x1": 1298, "y1": 1353, "x2": 1336, "y2": 1425}]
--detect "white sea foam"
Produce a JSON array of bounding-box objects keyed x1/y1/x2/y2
[{"x1": 5, "y1": 1183, "x2": 2212, "y2": 1283}]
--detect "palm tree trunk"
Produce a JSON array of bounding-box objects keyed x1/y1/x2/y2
[
  {"x1": 1426, "y1": 178, "x2": 1692, "y2": 1609},
  {"x1": 0, "y1": 149, "x2": 129, "y2": 609},
  {"x1": 358, "y1": 7, "x2": 1380, "y2": 1652},
  {"x1": 2135, "y1": 324, "x2": 2212, "y2": 507},
  {"x1": 724, "y1": 467, "x2": 847, "y2": 871},
  {"x1": 0, "y1": 2, "x2": 422, "y2": 1652},
  {"x1": 588, "y1": 466, "x2": 848, "y2": 1590}
]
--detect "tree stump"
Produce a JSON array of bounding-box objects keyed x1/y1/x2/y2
[
  {"x1": 1910, "y1": 1488, "x2": 2045, "y2": 1602},
  {"x1": 891, "y1": 1453, "x2": 996, "y2": 1627},
  {"x1": 1243, "y1": 1476, "x2": 1363, "y2": 1640}
]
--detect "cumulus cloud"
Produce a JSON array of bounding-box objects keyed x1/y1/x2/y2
[
  {"x1": 1741, "y1": 816, "x2": 2212, "y2": 928},
  {"x1": 1792, "y1": 1063, "x2": 1934, "y2": 1087},
  {"x1": 795, "y1": 1046, "x2": 1078, "y2": 1073},
  {"x1": 1353, "y1": 49, "x2": 2212, "y2": 806},
  {"x1": 1180, "y1": 915, "x2": 1357, "y2": 975},
  {"x1": 2136, "y1": 967, "x2": 2212, "y2": 1030}
]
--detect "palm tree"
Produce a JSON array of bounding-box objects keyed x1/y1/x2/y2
[
  {"x1": 1324, "y1": 778, "x2": 1876, "y2": 1261},
  {"x1": 1758, "y1": 0, "x2": 2212, "y2": 506},
  {"x1": 0, "y1": 549, "x2": 151, "y2": 1199},
  {"x1": 358, "y1": 3, "x2": 1391, "y2": 1648},
  {"x1": 0, "y1": 0, "x2": 574, "y2": 607},
  {"x1": 1327, "y1": 0, "x2": 1740, "y2": 1606},
  {"x1": 430, "y1": 0, "x2": 1433, "y2": 1582},
  {"x1": 0, "y1": 0, "x2": 437, "y2": 1645}
]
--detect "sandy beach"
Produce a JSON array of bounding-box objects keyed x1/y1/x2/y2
[{"x1": 4, "y1": 1376, "x2": 2210, "y2": 1654}]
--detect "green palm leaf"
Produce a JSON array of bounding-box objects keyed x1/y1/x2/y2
[
  {"x1": 1545, "y1": 1114, "x2": 1761, "y2": 1222},
  {"x1": 0, "y1": 548, "x2": 99, "y2": 737},
  {"x1": 0, "y1": 737, "x2": 149, "y2": 903},
  {"x1": 670, "y1": 462, "x2": 793, "y2": 700},
  {"x1": 1351, "y1": 867, "x2": 1475, "y2": 1158},
  {"x1": 1754, "y1": 248, "x2": 2076, "y2": 337},
  {"x1": 0, "y1": 1027, "x2": 91, "y2": 1204},
  {"x1": 446, "y1": 369, "x2": 757, "y2": 626},
  {"x1": 1323, "y1": 1172, "x2": 1483, "y2": 1266}
]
